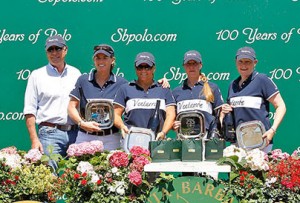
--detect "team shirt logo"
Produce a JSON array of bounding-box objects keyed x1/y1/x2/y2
[
  {"x1": 125, "y1": 98, "x2": 166, "y2": 113},
  {"x1": 176, "y1": 99, "x2": 212, "y2": 114},
  {"x1": 230, "y1": 96, "x2": 262, "y2": 109}
]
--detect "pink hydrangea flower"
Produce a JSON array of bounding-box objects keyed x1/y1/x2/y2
[
  {"x1": 291, "y1": 147, "x2": 300, "y2": 158},
  {"x1": 128, "y1": 171, "x2": 142, "y2": 186},
  {"x1": 24, "y1": 148, "x2": 42, "y2": 162},
  {"x1": 130, "y1": 156, "x2": 150, "y2": 172},
  {"x1": 130, "y1": 146, "x2": 150, "y2": 158},
  {"x1": 109, "y1": 151, "x2": 129, "y2": 168},
  {"x1": 67, "y1": 140, "x2": 104, "y2": 157},
  {"x1": 0, "y1": 146, "x2": 18, "y2": 154},
  {"x1": 271, "y1": 149, "x2": 290, "y2": 160}
]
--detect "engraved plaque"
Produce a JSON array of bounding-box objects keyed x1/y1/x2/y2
[
  {"x1": 85, "y1": 99, "x2": 114, "y2": 129},
  {"x1": 236, "y1": 120, "x2": 266, "y2": 150},
  {"x1": 176, "y1": 111, "x2": 206, "y2": 139},
  {"x1": 124, "y1": 127, "x2": 155, "y2": 153}
]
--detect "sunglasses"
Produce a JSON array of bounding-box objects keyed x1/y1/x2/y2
[
  {"x1": 94, "y1": 45, "x2": 114, "y2": 56},
  {"x1": 136, "y1": 65, "x2": 153, "y2": 71},
  {"x1": 47, "y1": 46, "x2": 63, "y2": 53},
  {"x1": 185, "y1": 61, "x2": 200, "y2": 66}
]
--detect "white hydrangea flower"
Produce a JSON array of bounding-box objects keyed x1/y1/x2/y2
[
  {"x1": 0, "y1": 152, "x2": 22, "y2": 169},
  {"x1": 245, "y1": 148, "x2": 269, "y2": 171},
  {"x1": 89, "y1": 171, "x2": 100, "y2": 183},
  {"x1": 111, "y1": 167, "x2": 118, "y2": 174},
  {"x1": 76, "y1": 161, "x2": 102, "y2": 184},
  {"x1": 116, "y1": 186, "x2": 125, "y2": 195},
  {"x1": 223, "y1": 145, "x2": 247, "y2": 162},
  {"x1": 109, "y1": 181, "x2": 125, "y2": 193},
  {"x1": 77, "y1": 161, "x2": 94, "y2": 173},
  {"x1": 115, "y1": 181, "x2": 125, "y2": 187},
  {"x1": 109, "y1": 185, "x2": 116, "y2": 192},
  {"x1": 115, "y1": 181, "x2": 126, "y2": 195},
  {"x1": 265, "y1": 177, "x2": 277, "y2": 187}
]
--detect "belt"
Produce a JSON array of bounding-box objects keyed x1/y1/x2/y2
[
  {"x1": 79, "y1": 128, "x2": 119, "y2": 136},
  {"x1": 39, "y1": 122, "x2": 77, "y2": 131}
]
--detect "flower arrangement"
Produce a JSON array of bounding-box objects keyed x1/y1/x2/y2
[
  {"x1": 58, "y1": 141, "x2": 172, "y2": 203},
  {"x1": 0, "y1": 146, "x2": 61, "y2": 202},
  {"x1": 217, "y1": 145, "x2": 300, "y2": 203}
]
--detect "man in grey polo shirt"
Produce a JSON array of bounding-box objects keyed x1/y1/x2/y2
[{"x1": 23, "y1": 35, "x2": 81, "y2": 170}]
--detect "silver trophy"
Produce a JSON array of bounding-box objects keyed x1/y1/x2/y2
[
  {"x1": 123, "y1": 127, "x2": 155, "y2": 153},
  {"x1": 176, "y1": 111, "x2": 206, "y2": 139},
  {"x1": 85, "y1": 99, "x2": 114, "y2": 129},
  {"x1": 236, "y1": 120, "x2": 267, "y2": 150}
]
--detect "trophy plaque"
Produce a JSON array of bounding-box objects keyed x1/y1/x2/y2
[
  {"x1": 176, "y1": 111, "x2": 206, "y2": 139},
  {"x1": 123, "y1": 127, "x2": 155, "y2": 153},
  {"x1": 236, "y1": 120, "x2": 266, "y2": 150},
  {"x1": 85, "y1": 99, "x2": 114, "y2": 129}
]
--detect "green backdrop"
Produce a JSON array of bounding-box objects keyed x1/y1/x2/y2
[{"x1": 0, "y1": 0, "x2": 299, "y2": 153}]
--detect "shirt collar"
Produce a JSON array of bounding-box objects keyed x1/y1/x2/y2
[
  {"x1": 233, "y1": 70, "x2": 258, "y2": 89},
  {"x1": 47, "y1": 63, "x2": 67, "y2": 75},
  {"x1": 182, "y1": 78, "x2": 204, "y2": 89}
]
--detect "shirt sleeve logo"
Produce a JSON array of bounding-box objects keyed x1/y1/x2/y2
[{"x1": 230, "y1": 96, "x2": 262, "y2": 109}]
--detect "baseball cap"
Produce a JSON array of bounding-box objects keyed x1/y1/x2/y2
[
  {"x1": 93, "y1": 44, "x2": 114, "y2": 57},
  {"x1": 45, "y1": 35, "x2": 66, "y2": 50},
  {"x1": 135, "y1": 52, "x2": 155, "y2": 67},
  {"x1": 183, "y1": 50, "x2": 202, "y2": 64},
  {"x1": 236, "y1": 47, "x2": 256, "y2": 60}
]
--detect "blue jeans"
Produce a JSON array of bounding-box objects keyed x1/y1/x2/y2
[{"x1": 38, "y1": 126, "x2": 78, "y2": 170}]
